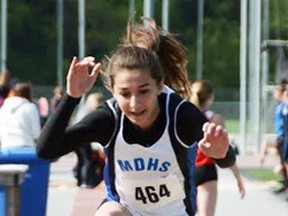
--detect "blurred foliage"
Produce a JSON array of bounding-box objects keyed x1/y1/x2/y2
[{"x1": 4, "y1": 0, "x2": 288, "y2": 92}]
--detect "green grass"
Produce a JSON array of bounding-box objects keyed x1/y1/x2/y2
[
  {"x1": 225, "y1": 119, "x2": 239, "y2": 133},
  {"x1": 225, "y1": 118, "x2": 275, "y2": 134},
  {"x1": 241, "y1": 167, "x2": 282, "y2": 182}
]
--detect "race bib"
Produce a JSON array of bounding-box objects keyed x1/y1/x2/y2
[{"x1": 118, "y1": 175, "x2": 185, "y2": 211}]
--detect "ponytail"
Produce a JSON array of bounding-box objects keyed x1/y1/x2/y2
[{"x1": 123, "y1": 17, "x2": 191, "y2": 98}]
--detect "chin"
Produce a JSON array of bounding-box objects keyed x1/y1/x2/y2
[{"x1": 128, "y1": 117, "x2": 146, "y2": 128}]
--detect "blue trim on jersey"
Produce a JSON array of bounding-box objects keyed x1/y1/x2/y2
[
  {"x1": 187, "y1": 144, "x2": 198, "y2": 213},
  {"x1": 103, "y1": 148, "x2": 119, "y2": 202}
]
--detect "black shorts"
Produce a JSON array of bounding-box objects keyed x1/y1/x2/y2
[
  {"x1": 195, "y1": 164, "x2": 218, "y2": 186},
  {"x1": 277, "y1": 136, "x2": 286, "y2": 162}
]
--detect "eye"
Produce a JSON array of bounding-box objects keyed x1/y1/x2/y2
[
  {"x1": 120, "y1": 92, "x2": 130, "y2": 98},
  {"x1": 139, "y1": 89, "x2": 149, "y2": 95}
]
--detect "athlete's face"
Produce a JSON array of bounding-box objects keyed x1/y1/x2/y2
[{"x1": 112, "y1": 68, "x2": 163, "y2": 130}]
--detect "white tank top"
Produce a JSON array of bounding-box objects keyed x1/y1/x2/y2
[{"x1": 113, "y1": 88, "x2": 188, "y2": 216}]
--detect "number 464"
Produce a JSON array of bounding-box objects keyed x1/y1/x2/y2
[{"x1": 135, "y1": 184, "x2": 171, "y2": 204}]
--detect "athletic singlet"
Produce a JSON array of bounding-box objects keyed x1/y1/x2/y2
[
  {"x1": 105, "y1": 86, "x2": 198, "y2": 216},
  {"x1": 37, "y1": 85, "x2": 235, "y2": 215},
  {"x1": 195, "y1": 110, "x2": 215, "y2": 167}
]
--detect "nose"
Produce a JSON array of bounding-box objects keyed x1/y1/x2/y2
[{"x1": 129, "y1": 95, "x2": 140, "y2": 110}]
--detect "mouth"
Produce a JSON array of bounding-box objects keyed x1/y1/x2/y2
[{"x1": 128, "y1": 110, "x2": 146, "y2": 118}]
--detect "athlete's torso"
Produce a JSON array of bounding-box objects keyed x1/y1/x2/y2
[{"x1": 104, "y1": 86, "x2": 198, "y2": 216}]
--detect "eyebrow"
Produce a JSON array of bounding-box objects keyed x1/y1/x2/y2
[{"x1": 117, "y1": 83, "x2": 150, "y2": 90}]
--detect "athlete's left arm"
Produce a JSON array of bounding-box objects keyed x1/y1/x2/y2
[
  {"x1": 175, "y1": 101, "x2": 206, "y2": 145},
  {"x1": 176, "y1": 101, "x2": 236, "y2": 167}
]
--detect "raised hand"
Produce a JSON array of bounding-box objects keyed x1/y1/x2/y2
[
  {"x1": 198, "y1": 122, "x2": 229, "y2": 159},
  {"x1": 67, "y1": 56, "x2": 102, "y2": 98}
]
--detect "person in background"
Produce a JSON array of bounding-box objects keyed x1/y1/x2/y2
[
  {"x1": 50, "y1": 85, "x2": 63, "y2": 113},
  {"x1": 38, "y1": 96, "x2": 50, "y2": 127},
  {"x1": 0, "y1": 72, "x2": 11, "y2": 107},
  {"x1": 72, "y1": 92, "x2": 105, "y2": 188},
  {"x1": 37, "y1": 18, "x2": 234, "y2": 216},
  {"x1": 280, "y1": 83, "x2": 288, "y2": 200},
  {"x1": 0, "y1": 81, "x2": 41, "y2": 148},
  {"x1": 190, "y1": 80, "x2": 245, "y2": 216},
  {"x1": 259, "y1": 80, "x2": 288, "y2": 193}
]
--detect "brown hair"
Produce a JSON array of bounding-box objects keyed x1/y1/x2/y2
[
  {"x1": 13, "y1": 82, "x2": 32, "y2": 101},
  {"x1": 121, "y1": 18, "x2": 191, "y2": 98},
  {"x1": 102, "y1": 45, "x2": 163, "y2": 91},
  {"x1": 190, "y1": 80, "x2": 214, "y2": 110}
]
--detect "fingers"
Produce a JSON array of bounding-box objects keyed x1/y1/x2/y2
[
  {"x1": 75, "y1": 64, "x2": 93, "y2": 74},
  {"x1": 68, "y1": 56, "x2": 78, "y2": 74},
  {"x1": 200, "y1": 122, "x2": 229, "y2": 159},
  {"x1": 78, "y1": 56, "x2": 96, "y2": 67},
  {"x1": 203, "y1": 122, "x2": 227, "y2": 137},
  {"x1": 202, "y1": 122, "x2": 210, "y2": 132},
  {"x1": 70, "y1": 56, "x2": 99, "y2": 78},
  {"x1": 91, "y1": 62, "x2": 101, "y2": 74},
  {"x1": 203, "y1": 122, "x2": 217, "y2": 135},
  {"x1": 215, "y1": 125, "x2": 226, "y2": 136},
  {"x1": 75, "y1": 56, "x2": 96, "y2": 68},
  {"x1": 89, "y1": 63, "x2": 102, "y2": 81},
  {"x1": 82, "y1": 56, "x2": 95, "y2": 61},
  {"x1": 68, "y1": 56, "x2": 98, "y2": 77}
]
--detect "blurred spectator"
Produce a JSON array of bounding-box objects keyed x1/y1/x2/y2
[
  {"x1": 280, "y1": 83, "x2": 288, "y2": 198},
  {"x1": 73, "y1": 92, "x2": 104, "y2": 122},
  {"x1": 0, "y1": 72, "x2": 11, "y2": 107},
  {"x1": 259, "y1": 80, "x2": 288, "y2": 194},
  {"x1": 72, "y1": 92, "x2": 105, "y2": 188},
  {"x1": 0, "y1": 81, "x2": 41, "y2": 149},
  {"x1": 50, "y1": 86, "x2": 63, "y2": 113},
  {"x1": 190, "y1": 80, "x2": 245, "y2": 216},
  {"x1": 38, "y1": 96, "x2": 50, "y2": 127}
]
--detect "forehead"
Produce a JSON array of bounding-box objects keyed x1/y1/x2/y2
[{"x1": 113, "y1": 68, "x2": 154, "y2": 88}]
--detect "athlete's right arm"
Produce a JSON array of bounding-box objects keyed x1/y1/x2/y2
[{"x1": 36, "y1": 94, "x2": 115, "y2": 160}]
